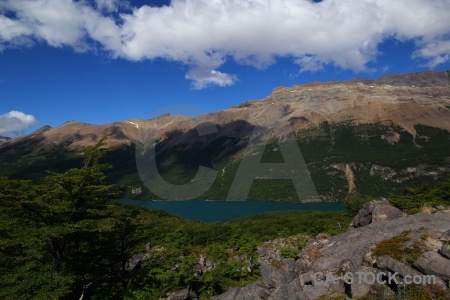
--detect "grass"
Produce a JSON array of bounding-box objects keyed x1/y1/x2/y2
[
  {"x1": 373, "y1": 230, "x2": 412, "y2": 261},
  {"x1": 372, "y1": 230, "x2": 430, "y2": 266}
]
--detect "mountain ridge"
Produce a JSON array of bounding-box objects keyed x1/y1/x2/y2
[
  {"x1": 1, "y1": 70, "x2": 450, "y2": 201},
  {"x1": 0, "y1": 136, "x2": 11, "y2": 143},
  {"x1": 2, "y1": 69, "x2": 450, "y2": 150}
]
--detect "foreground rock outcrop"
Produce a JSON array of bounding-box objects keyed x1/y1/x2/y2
[
  {"x1": 212, "y1": 202, "x2": 450, "y2": 299},
  {"x1": 349, "y1": 198, "x2": 404, "y2": 228}
]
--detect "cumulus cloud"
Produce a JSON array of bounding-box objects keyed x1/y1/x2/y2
[
  {"x1": 0, "y1": 0, "x2": 449, "y2": 88},
  {"x1": 0, "y1": 111, "x2": 38, "y2": 137}
]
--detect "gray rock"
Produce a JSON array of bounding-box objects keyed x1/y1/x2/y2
[
  {"x1": 350, "y1": 266, "x2": 380, "y2": 298},
  {"x1": 267, "y1": 281, "x2": 302, "y2": 300},
  {"x1": 349, "y1": 198, "x2": 391, "y2": 228},
  {"x1": 233, "y1": 281, "x2": 270, "y2": 300},
  {"x1": 371, "y1": 205, "x2": 403, "y2": 223},
  {"x1": 125, "y1": 253, "x2": 145, "y2": 271},
  {"x1": 296, "y1": 284, "x2": 330, "y2": 300},
  {"x1": 298, "y1": 271, "x2": 315, "y2": 287},
  {"x1": 213, "y1": 213, "x2": 450, "y2": 299},
  {"x1": 167, "y1": 288, "x2": 197, "y2": 300},
  {"x1": 198, "y1": 254, "x2": 215, "y2": 274},
  {"x1": 260, "y1": 260, "x2": 296, "y2": 288},
  {"x1": 376, "y1": 255, "x2": 422, "y2": 278},
  {"x1": 413, "y1": 251, "x2": 450, "y2": 281},
  {"x1": 211, "y1": 288, "x2": 240, "y2": 300},
  {"x1": 440, "y1": 229, "x2": 450, "y2": 242},
  {"x1": 364, "y1": 284, "x2": 395, "y2": 299},
  {"x1": 440, "y1": 242, "x2": 450, "y2": 259}
]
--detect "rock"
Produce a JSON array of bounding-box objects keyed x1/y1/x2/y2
[
  {"x1": 125, "y1": 253, "x2": 145, "y2": 271},
  {"x1": 413, "y1": 251, "x2": 450, "y2": 282},
  {"x1": 233, "y1": 281, "x2": 270, "y2": 300},
  {"x1": 422, "y1": 235, "x2": 444, "y2": 252},
  {"x1": 364, "y1": 284, "x2": 396, "y2": 299},
  {"x1": 211, "y1": 288, "x2": 240, "y2": 300},
  {"x1": 213, "y1": 213, "x2": 450, "y2": 299},
  {"x1": 260, "y1": 260, "x2": 296, "y2": 288},
  {"x1": 167, "y1": 288, "x2": 197, "y2": 300},
  {"x1": 198, "y1": 254, "x2": 215, "y2": 274},
  {"x1": 349, "y1": 198, "x2": 394, "y2": 228},
  {"x1": 376, "y1": 255, "x2": 422, "y2": 278},
  {"x1": 350, "y1": 266, "x2": 380, "y2": 298},
  {"x1": 257, "y1": 235, "x2": 309, "y2": 267},
  {"x1": 373, "y1": 255, "x2": 445, "y2": 289},
  {"x1": 297, "y1": 284, "x2": 330, "y2": 300},
  {"x1": 298, "y1": 271, "x2": 315, "y2": 287},
  {"x1": 268, "y1": 281, "x2": 302, "y2": 300},
  {"x1": 363, "y1": 250, "x2": 376, "y2": 265},
  {"x1": 440, "y1": 229, "x2": 450, "y2": 242},
  {"x1": 440, "y1": 242, "x2": 450, "y2": 260},
  {"x1": 371, "y1": 205, "x2": 403, "y2": 223}
]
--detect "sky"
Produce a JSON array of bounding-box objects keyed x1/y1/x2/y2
[{"x1": 1, "y1": 0, "x2": 450, "y2": 137}]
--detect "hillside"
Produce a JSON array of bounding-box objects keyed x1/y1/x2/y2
[
  {"x1": 0, "y1": 136, "x2": 10, "y2": 143},
  {"x1": 212, "y1": 200, "x2": 450, "y2": 300},
  {"x1": 1, "y1": 70, "x2": 450, "y2": 201}
]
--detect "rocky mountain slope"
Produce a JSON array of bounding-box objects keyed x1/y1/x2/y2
[
  {"x1": 1, "y1": 70, "x2": 450, "y2": 200},
  {"x1": 212, "y1": 200, "x2": 450, "y2": 299},
  {"x1": 0, "y1": 136, "x2": 10, "y2": 143}
]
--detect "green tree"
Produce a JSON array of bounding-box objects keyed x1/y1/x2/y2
[{"x1": 0, "y1": 137, "x2": 121, "y2": 299}]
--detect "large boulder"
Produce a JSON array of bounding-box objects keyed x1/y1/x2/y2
[
  {"x1": 376, "y1": 255, "x2": 422, "y2": 278},
  {"x1": 371, "y1": 204, "x2": 403, "y2": 223},
  {"x1": 349, "y1": 199, "x2": 403, "y2": 228},
  {"x1": 413, "y1": 251, "x2": 450, "y2": 282}
]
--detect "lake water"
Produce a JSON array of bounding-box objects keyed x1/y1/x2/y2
[{"x1": 117, "y1": 199, "x2": 345, "y2": 223}]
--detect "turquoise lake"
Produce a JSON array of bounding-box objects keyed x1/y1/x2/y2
[{"x1": 117, "y1": 199, "x2": 345, "y2": 223}]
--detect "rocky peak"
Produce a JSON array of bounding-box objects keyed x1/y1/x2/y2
[
  {"x1": 2, "y1": 70, "x2": 450, "y2": 152},
  {"x1": 377, "y1": 70, "x2": 450, "y2": 87}
]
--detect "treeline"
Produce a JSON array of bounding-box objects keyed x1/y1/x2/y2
[
  {"x1": 344, "y1": 176, "x2": 450, "y2": 214},
  {"x1": 0, "y1": 139, "x2": 352, "y2": 299}
]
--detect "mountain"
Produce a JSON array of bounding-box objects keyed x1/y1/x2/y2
[
  {"x1": 1, "y1": 70, "x2": 450, "y2": 201},
  {"x1": 0, "y1": 136, "x2": 11, "y2": 143}
]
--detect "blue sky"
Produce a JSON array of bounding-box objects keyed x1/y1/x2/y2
[{"x1": 1, "y1": 0, "x2": 450, "y2": 137}]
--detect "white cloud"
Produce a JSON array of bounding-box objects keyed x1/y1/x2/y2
[
  {"x1": 0, "y1": 111, "x2": 38, "y2": 137},
  {"x1": 95, "y1": 0, "x2": 119, "y2": 13},
  {"x1": 186, "y1": 69, "x2": 238, "y2": 90},
  {"x1": 0, "y1": 0, "x2": 450, "y2": 88},
  {"x1": 413, "y1": 40, "x2": 450, "y2": 68},
  {"x1": 0, "y1": 0, "x2": 122, "y2": 52}
]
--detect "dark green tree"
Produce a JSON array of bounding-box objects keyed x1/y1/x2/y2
[{"x1": 0, "y1": 137, "x2": 122, "y2": 299}]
